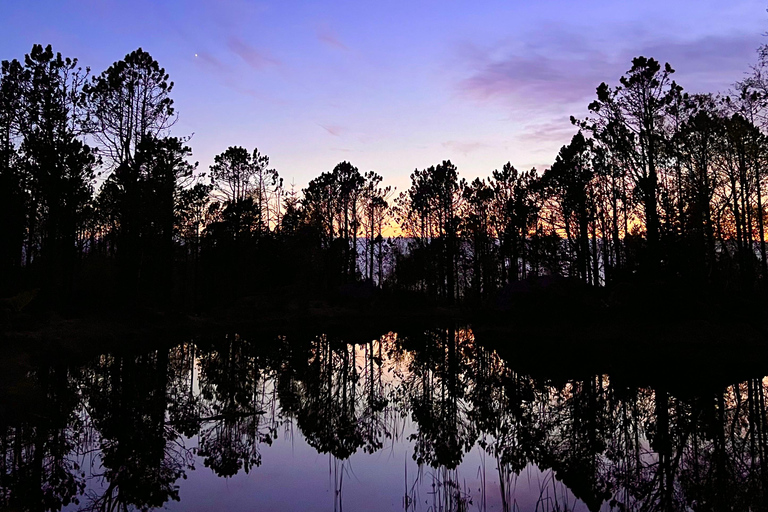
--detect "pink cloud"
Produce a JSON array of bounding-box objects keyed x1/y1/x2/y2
[
  {"x1": 458, "y1": 52, "x2": 613, "y2": 106},
  {"x1": 320, "y1": 124, "x2": 344, "y2": 136},
  {"x1": 517, "y1": 121, "x2": 578, "y2": 144},
  {"x1": 194, "y1": 51, "x2": 282, "y2": 103},
  {"x1": 227, "y1": 36, "x2": 280, "y2": 70},
  {"x1": 317, "y1": 24, "x2": 347, "y2": 50},
  {"x1": 456, "y1": 31, "x2": 759, "y2": 109},
  {"x1": 195, "y1": 51, "x2": 229, "y2": 73}
]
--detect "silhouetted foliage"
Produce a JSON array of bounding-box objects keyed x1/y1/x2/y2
[{"x1": 4, "y1": 42, "x2": 768, "y2": 313}]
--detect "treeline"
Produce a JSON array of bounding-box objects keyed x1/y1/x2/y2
[
  {"x1": 395, "y1": 56, "x2": 768, "y2": 302},
  {"x1": 3, "y1": 44, "x2": 768, "y2": 311}
]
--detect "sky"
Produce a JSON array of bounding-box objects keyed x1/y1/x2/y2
[{"x1": 1, "y1": 0, "x2": 767, "y2": 192}]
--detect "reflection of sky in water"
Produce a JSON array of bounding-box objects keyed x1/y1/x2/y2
[
  {"x1": 24, "y1": 329, "x2": 768, "y2": 512},
  {"x1": 63, "y1": 332, "x2": 589, "y2": 511},
  {"x1": 167, "y1": 412, "x2": 583, "y2": 511}
]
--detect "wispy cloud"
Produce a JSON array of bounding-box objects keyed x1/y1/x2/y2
[
  {"x1": 195, "y1": 51, "x2": 230, "y2": 73},
  {"x1": 456, "y1": 29, "x2": 760, "y2": 110},
  {"x1": 193, "y1": 50, "x2": 282, "y2": 103},
  {"x1": 517, "y1": 120, "x2": 578, "y2": 144},
  {"x1": 456, "y1": 37, "x2": 613, "y2": 108},
  {"x1": 227, "y1": 36, "x2": 280, "y2": 70},
  {"x1": 317, "y1": 24, "x2": 347, "y2": 50},
  {"x1": 639, "y1": 35, "x2": 758, "y2": 92},
  {"x1": 320, "y1": 124, "x2": 344, "y2": 136}
]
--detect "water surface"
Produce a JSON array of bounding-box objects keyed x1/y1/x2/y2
[{"x1": 1, "y1": 328, "x2": 766, "y2": 511}]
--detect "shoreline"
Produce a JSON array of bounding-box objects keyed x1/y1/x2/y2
[{"x1": 2, "y1": 289, "x2": 767, "y2": 393}]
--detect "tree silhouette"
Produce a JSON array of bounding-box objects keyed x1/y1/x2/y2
[
  {"x1": 2, "y1": 42, "x2": 768, "y2": 313},
  {"x1": 2, "y1": 45, "x2": 97, "y2": 305},
  {"x1": 542, "y1": 132, "x2": 597, "y2": 284},
  {"x1": 580, "y1": 57, "x2": 679, "y2": 272},
  {"x1": 85, "y1": 48, "x2": 175, "y2": 168}
]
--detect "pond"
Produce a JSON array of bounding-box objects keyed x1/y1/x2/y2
[{"x1": 1, "y1": 327, "x2": 766, "y2": 511}]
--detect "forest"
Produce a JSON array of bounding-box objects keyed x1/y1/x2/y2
[{"x1": 3, "y1": 43, "x2": 768, "y2": 315}]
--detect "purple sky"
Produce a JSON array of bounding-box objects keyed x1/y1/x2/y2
[{"x1": 1, "y1": 0, "x2": 767, "y2": 191}]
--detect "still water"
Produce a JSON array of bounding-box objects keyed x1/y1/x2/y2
[{"x1": 1, "y1": 327, "x2": 767, "y2": 511}]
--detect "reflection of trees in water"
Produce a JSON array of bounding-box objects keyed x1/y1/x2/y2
[
  {"x1": 466, "y1": 344, "x2": 544, "y2": 510},
  {"x1": 404, "y1": 466, "x2": 473, "y2": 512},
  {"x1": 540, "y1": 376, "x2": 615, "y2": 511},
  {"x1": 399, "y1": 327, "x2": 478, "y2": 470},
  {"x1": 0, "y1": 365, "x2": 86, "y2": 511},
  {"x1": 528, "y1": 377, "x2": 768, "y2": 512},
  {"x1": 394, "y1": 328, "x2": 768, "y2": 512},
  {"x1": 75, "y1": 336, "x2": 282, "y2": 510},
  {"x1": 276, "y1": 333, "x2": 400, "y2": 461},
  {"x1": 674, "y1": 378, "x2": 768, "y2": 512},
  {"x1": 195, "y1": 334, "x2": 278, "y2": 477},
  {"x1": 166, "y1": 343, "x2": 202, "y2": 438},
  {"x1": 2, "y1": 332, "x2": 768, "y2": 511},
  {"x1": 274, "y1": 333, "x2": 406, "y2": 512},
  {"x1": 81, "y1": 349, "x2": 194, "y2": 511}
]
